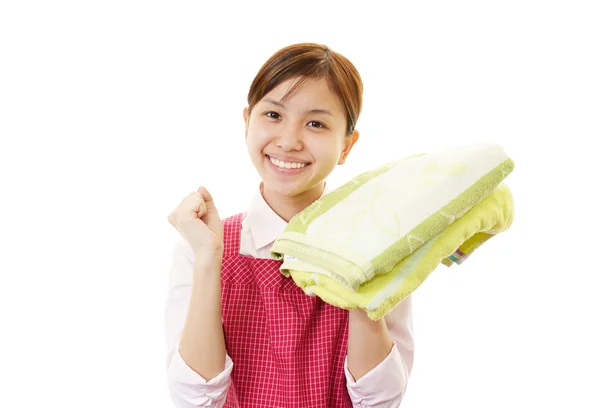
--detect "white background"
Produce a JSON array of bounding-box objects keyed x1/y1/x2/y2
[{"x1": 1, "y1": 1, "x2": 599, "y2": 407}]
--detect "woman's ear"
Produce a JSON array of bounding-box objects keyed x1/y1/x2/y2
[
  {"x1": 338, "y1": 130, "x2": 360, "y2": 165},
  {"x1": 243, "y1": 107, "x2": 249, "y2": 140}
]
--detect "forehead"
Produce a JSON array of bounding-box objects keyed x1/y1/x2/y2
[{"x1": 263, "y1": 77, "x2": 345, "y2": 115}]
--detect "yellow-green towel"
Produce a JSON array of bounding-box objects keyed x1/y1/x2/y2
[{"x1": 271, "y1": 142, "x2": 515, "y2": 320}]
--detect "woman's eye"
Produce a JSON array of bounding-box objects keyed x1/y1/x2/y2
[
  {"x1": 308, "y1": 121, "x2": 325, "y2": 128},
  {"x1": 266, "y1": 111, "x2": 281, "y2": 119}
]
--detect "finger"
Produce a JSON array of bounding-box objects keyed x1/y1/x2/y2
[
  {"x1": 171, "y1": 192, "x2": 206, "y2": 221},
  {"x1": 197, "y1": 186, "x2": 218, "y2": 214},
  {"x1": 187, "y1": 193, "x2": 207, "y2": 217}
]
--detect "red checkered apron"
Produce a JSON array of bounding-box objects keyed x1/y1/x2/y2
[{"x1": 220, "y1": 213, "x2": 353, "y2": 408}]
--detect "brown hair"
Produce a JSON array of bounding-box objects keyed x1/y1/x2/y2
[{"x1": 247, "y1": 43, "x2": 363, "y2": 136}]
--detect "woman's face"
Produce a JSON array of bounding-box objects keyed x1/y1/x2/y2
[{"x1": 244, "y1": 76, "x2": 358, "y2": 199}]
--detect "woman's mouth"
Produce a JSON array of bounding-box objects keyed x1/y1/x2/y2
[{"x1": 266, "y1": 155, "x2": 311, "y2": 170}]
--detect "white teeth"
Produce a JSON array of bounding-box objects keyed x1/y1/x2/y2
[{"x1": 269, "y1": 156, "x2": 307, "y2": 169}]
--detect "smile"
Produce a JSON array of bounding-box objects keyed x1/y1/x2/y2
[{"x1": 266, "y1": 155, "x2": 310, "y2": 169}]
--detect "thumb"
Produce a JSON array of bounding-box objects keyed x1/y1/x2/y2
[
  {"x1": 197, "y1": 186, "x2": 222, "y2": 229},
  {"x1": 197, "y1": 186, "x2": 217, "y2": 211}
]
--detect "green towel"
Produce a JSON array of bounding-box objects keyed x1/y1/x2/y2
[{"x1": 271, "y1": 142, "x2": 515, "y2": 320}]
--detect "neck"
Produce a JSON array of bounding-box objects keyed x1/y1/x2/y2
[{"x1": 261, "y1": 182, "x2": 325, "y2": 223}]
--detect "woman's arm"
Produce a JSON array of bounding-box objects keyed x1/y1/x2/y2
[
  {"x1": 178, "y1": 255, "x2": 227, "y2": 380},
  {"x1": 345, "y1": 297, "x2": 414, "y2": 407},
  {"x1": 165, "y1": 240, "x2": 231, "y2": 407},
  {"x1": 347, "y1": 308, "x2": 394, "y2": 380}
]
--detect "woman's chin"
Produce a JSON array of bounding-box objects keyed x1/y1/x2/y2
[{"x1": 262, "y1": 181, "x2": 303, "y2": 198}]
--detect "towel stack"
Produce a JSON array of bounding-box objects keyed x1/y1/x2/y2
[{"x1": 271, "y1": 142, "x2": 515, "y2": 320}]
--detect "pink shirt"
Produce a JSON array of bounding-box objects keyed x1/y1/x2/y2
[{"x1": 165, "y1": 185, "x2": 415, "y2": 407}]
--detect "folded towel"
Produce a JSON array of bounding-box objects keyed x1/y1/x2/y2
[{"x1": 271, "y1": 143, "x2": 515, "y2": 320}]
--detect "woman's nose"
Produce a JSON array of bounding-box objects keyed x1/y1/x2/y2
[{"x1": 276, "y1": 123, "x2": 303, "y2": 151}]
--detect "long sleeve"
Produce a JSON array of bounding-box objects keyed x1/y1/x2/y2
[
  {"x1": 344, "y1": 296, "x2": 415, "y2": 407},
  {"x1": 164, "y1": 239, "x2": 233, "y2": 407}
]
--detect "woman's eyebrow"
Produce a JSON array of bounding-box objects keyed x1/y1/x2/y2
[{"x1": 264, "y1": 97, "x2": 333, "y2": 116}]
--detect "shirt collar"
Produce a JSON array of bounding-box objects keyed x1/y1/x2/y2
[{"x1": 245, "y1": 182, "x2": 330, "y2": 251}]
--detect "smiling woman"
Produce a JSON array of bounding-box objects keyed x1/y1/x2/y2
[
  {"x1": 165, "y1": 43, "x2": 414, "y2": 408},
  {"x1": 244, "y1": 76, "x2": 359, "y2": 220}
]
